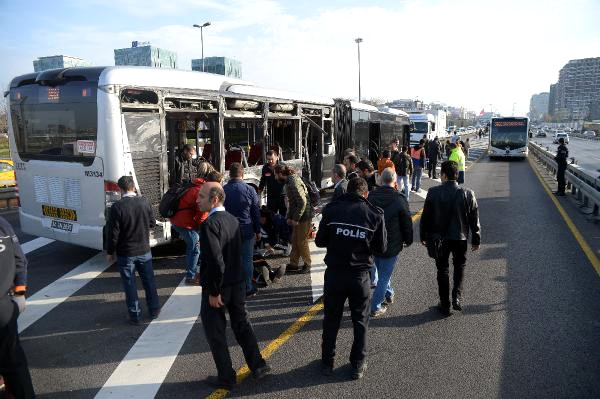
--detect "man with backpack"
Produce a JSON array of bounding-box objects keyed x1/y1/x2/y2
[
  {"x1": 274, "y1": 164, "x2": 313, "y2": 275},
  {"x1": 392, "y1": 145, "x2": 413, "y2": 199},
  {"x1": 420, "y1": 161, "x2": 481, "y2": 316}
]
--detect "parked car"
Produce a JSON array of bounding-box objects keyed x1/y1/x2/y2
[
  {"x1": 536, "y1": 131, "x2": 547, "y2": 137},
  {"x1": 583, "y1": 130, "x2": 597, "y2": 137},
  {"x1": 0, "y1": 159, "x2": 16, "y2": 187},
  {"x1": 553, "y1": 132, "x2": 569, "y2": 144}
]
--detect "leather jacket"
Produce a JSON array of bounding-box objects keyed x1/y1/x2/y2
[{"x1": 420, "y1": 181, "x2": 481, "y2": 245}]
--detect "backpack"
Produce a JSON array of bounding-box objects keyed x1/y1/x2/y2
[
  {"x1": 396, "y1": 154, "x2": 409, "y2": 176},
  {"x1": 300, "y1": 176, "x2": 320, "y2": 208},
  {"x1": 159, "y1": 181, "x2": 193, "y2": 218}
]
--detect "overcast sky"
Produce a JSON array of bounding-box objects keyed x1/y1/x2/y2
[{"x1": 1, "y1": 0, "x2": 599, "y2": 116}]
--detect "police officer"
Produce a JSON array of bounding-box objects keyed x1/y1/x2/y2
[
  {"x1": 315, "y1": 177, "x2": 387, "y2": 380},
  {"x1": 0, "y1": 216, "x2": 35, "y2": 399},
  {"x1": 554, "y1": 137, "x2": 569, "y2": 196}
]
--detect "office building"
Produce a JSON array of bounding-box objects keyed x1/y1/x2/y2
[
  {"x1": 33, "y1": 55, "x2": 91, "y2": 72},
  {"x1": 529, "y1": 92, "x2": 549, "y2": 121},
  {"x1": 191, "y1": 57, "x2": 242, "y2": 78},
  {"x1": 114, "y1": 41, "x2": 177, "y2": 69}
]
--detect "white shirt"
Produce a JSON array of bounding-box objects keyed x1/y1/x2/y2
[{"x1": 208, "y1": 206, "x2": 225, "y2": 217}]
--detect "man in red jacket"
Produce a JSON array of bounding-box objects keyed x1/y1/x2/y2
[{"x1": 170, "y1": 175, "x2": 209, "y2": 285}]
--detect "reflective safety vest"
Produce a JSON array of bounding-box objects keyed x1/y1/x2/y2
[{"x1": 449, "y1": 148, "x2": 465, "y2": 171}]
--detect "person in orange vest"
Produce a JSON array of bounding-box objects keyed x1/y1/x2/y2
[
  {"x1": 377, "y1": 150, "x2": 395, "y2": 175},
  {"x1": 410, "y1": 140, "x2": 426, "y2": 192}
]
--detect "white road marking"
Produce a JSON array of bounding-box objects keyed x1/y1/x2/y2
[
  {"x1": 21, "y1": 237, "x2": 54, "y2": 254},
  {"x1": 18, "y1": 252, "x2": 109, "y2": 333},
  {"x1": 95, "y1": 280, "x2": 202, "y2": 399}
]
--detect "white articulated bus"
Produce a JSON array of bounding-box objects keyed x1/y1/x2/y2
[
  {"x1": 7, "y1": 66, "x2": 410, "y2": 250},
  {"x1": 488, "y1": 117, "x2": 529, "y2": 159}
]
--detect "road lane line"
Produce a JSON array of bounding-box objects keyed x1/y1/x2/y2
[
  {"x1": 21, "y1": 237, "x2": 54, "y2": 254},
  {"x1": 19, "y1": 252, "x2": 109, "y2": 333},
  {"x1": 95, "y1": 280, "x2": 202, "y2": 399},
  {"x1": 527, "y1": 157, "x2": 600, "y2": 277}
]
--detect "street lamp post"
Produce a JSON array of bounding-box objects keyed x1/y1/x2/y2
[
  {"x1": 193, "y1": 22, "x2": 211, "y2": 72},
  {"x1": 355, "y1": 38, "x2": 363, "y2": 102}
]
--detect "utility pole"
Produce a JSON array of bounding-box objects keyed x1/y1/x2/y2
[
  {"x1": 193, "y1": 22, "x2": 211, "y2": 72},
  {"x1": 355, "y1": 38, "x2": 363, "y2": 102}
]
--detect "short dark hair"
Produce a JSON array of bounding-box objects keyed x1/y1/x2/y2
[
  {"x1": 206, "y1": 170, "x2": 223, "y2": 183},
  {"x1": 274, "y1": 163, "x2": 295, "y2": 176},
  {"x1": 401, "y1": 145, "x2": 408, "y2": 153},
  {"x1": 382, "y1": 149, "x2": 391, "y2": 158},
  {"x1": 357, "y1": 160, "x2": 374, "y2": 173},
  {"x1": 117, "y1": 175, "x2": 135, "y2": 192},
  {"x1": 266, "y1": 150, "x2": 278, "y2": 158},
  {"x1": 208, "y1": 185, "x2": 226, "y2": 204},
  {"x1": 441, "y1": 160, "x2": 459, "y2": 180},
  {"x1": 345, "y1": 154, "x2": 360, "y2": 165},
  {"x1": 332, "y1": 164, "x2": 346, "y2": 179},
  {"x1": 229, "y1": 162, "x2": 243, "y2": 179},
  {"x1": 347, "y1": 177, "x2": 368, "y2": 196},
  {"x1": 183, "y1": 144, "x2": 195, "y2": 153},
  {"x1": 558, "y1": 137, "x2": 565, "y2": 144}
]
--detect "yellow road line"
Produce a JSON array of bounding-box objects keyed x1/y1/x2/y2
[
  {"x1": 527, "y1": 156, "x2": 600, "y2": 277},
  {"x1": 206, "y1": 154, "x2": 484, "y2": 398},
  {"x1": 205, "y1": 301, "x2": 325, "y2": 399}
]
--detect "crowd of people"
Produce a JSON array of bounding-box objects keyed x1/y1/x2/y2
[{"x1": 0, "y1": 135, "x2": 483, "y2": 396}]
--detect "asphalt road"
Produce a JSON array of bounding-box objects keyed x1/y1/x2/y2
[
  {"x1": 531, "y1": 136, "x2": 600, "y2": 176},
  {"x1": 3, "y1": 137, "x2": 600, "y2": 399}
]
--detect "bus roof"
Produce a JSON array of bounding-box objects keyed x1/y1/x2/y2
[{"x1": 226, "y1": 84, "x2": 333, "y2": 106}]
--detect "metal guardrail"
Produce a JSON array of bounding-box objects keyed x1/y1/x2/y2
[{"x1": 529, "y1": 141, "x2": 600, "y2": 218}]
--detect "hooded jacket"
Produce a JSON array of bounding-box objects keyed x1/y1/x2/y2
[{"x1": 367, "y1": 185, "x2": 413, "y2": 257}]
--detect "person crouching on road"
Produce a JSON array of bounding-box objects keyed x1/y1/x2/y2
[
  {"x1": 316, "y1": 177, "x2": 387, "y2": 380},
  {"x1": 274, "y1": 164, "x2": 312, "y2": 276},
  {"x1": 196, "y1": 182, "x2": 270, "y2": 390},
  {"x1": 224, "y1": 163, "x2": 262, "y2": 298},
  {"x1": 106, "y1": 176, "x2": 160, "y2": 325},
  {"x1": 170, "y1": 164, "x2": 212, "y2": 285},
  {"x1": 367, "y1": 168, "x2": 413, "y2": 317},
  {"x1": 0, "y1": 216, "x2": 35, "y2": 399},
  {"x1": 419, "y1": 161, "x2": 481, "y2": 316}
]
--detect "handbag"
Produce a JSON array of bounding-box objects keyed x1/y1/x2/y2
[{"x1": 426, "y1": 188, "x2": 465, "y2": 259}]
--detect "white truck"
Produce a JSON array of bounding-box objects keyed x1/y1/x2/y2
[{"x1": 408, "y1": 110, "x2": 447, "y2": 144}]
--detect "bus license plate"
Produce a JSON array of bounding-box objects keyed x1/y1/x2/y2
[
  {"x1": 50, "y1": 220, "x2": 74, "y2": 233},
  {"x1": 42, "y1": 205, "x2": 77, "y2": 221}
]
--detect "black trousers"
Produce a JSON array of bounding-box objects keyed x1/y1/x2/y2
[
  {"x1": 557, "y1": 165, "x2": 566, "y2": 194},
  {"x1": 428, "y1": 160, "x2": 438, "y2": 178},
  {"x1": 321, "y1": 269, "x2": 371, "y2": 368},
  {"x1": 435, "y1": 240, "x2": 467, "y2": 307},
  {"x1": 266, "y1": 196, "x2": 287, "y2": 217},
  {"x1": 0, "y1": 303, "x2": 35, "y2": 399},
  {"x1": 200, "y1": 283, "x2": 265, "y2": 384}
]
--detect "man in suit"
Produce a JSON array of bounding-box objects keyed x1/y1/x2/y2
[
  {"x1": 196, "y1": 182, "x2": 270, "y2": 389},
  {"x1": 331, "y1": 164, "x2": 348, "y2": 201}
]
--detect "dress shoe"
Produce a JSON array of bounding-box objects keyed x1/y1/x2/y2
[
  {"x1": 452, "y1": 299, "x2": 462, "y2": 311},
  {"x1": 252, "y1": 364, "x2": 271, "y2": 380},
  {"x1": 437, "y1": 302, "x2": 452, "y2": 317},
  {"x1": 150, "y1": 309, "x2": 161, "y2": 319}
]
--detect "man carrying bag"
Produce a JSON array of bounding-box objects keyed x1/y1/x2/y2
[{"x1": 420, "y1": 161, "x2": 481, "y2": 316}]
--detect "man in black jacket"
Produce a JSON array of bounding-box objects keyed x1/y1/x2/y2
[
  {"x1": 331, "y1": 164, "x2": 348, "y2": 201},
  {"x1": 427, "y1": 137, "x2": 442, "y2": 179},
  {"x1": 343, "y1": 154, "x2": 360, "y2": 180},
  {"x1": 258, "y1": 150, "x2": 286, "y2": 215},
  {"x1": 197, "y1": 182, "x2": 270, "y2": 389},
  {"x1": 554, "y1": 137, "x2": 569, "y2": 196},
  {"x1": 170, "y1": 144, "x2": 206, "y2": 187},
  {"x1": 367, "y1": 168, "x2": 413, "y2": 317},
  {"x1": 107, "y1": 176, "x2": 160, "y2": 325},
  {"x1": 316, "y1": 177, "x2": 387, "y2": 380},
  {"x1": 0, "y1": 216, "x2": 35, "y2": 399},
  {"x1": 420, "y1": 161, "x2": 481, "y2": 316}
]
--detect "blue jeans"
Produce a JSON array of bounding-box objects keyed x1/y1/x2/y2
[
  {"x1": 398, "y1": 175, "x2": 410, "y2": 200},
  {"x1": 412, "y1": 167, "x2": 423, "y2": 191},
  {"x1": 117, "y1": 252, "x2": 160, "y2": 320},
  {"x1": 241, "y1": 236, "x2": 256, "y2": 293},
  {"x1": 173, "y1": 225, "x2": 200, "y2": 279},
  {"x1": 371, "y1": 255, "x2": 398, "y2": 312}
]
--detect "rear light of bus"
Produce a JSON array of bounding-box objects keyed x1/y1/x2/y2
[{"x1": 104, "y1": 180, "x2": 121, "y2": 206}]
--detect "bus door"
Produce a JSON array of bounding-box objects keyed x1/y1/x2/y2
[
  {"x1": 368, "y1": 122, "x2": 381, "y2": 167},
  {"x1": 301, "y1": 110, "x2": 333, "y2": 188}
]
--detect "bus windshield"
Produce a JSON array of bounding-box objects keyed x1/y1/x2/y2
[
  {"x1": 10, "y1": 82, "x2": 98, "y2": 163},
  {"x1": 491, "y1": 119, "x2": 527, "y2": 150}
]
